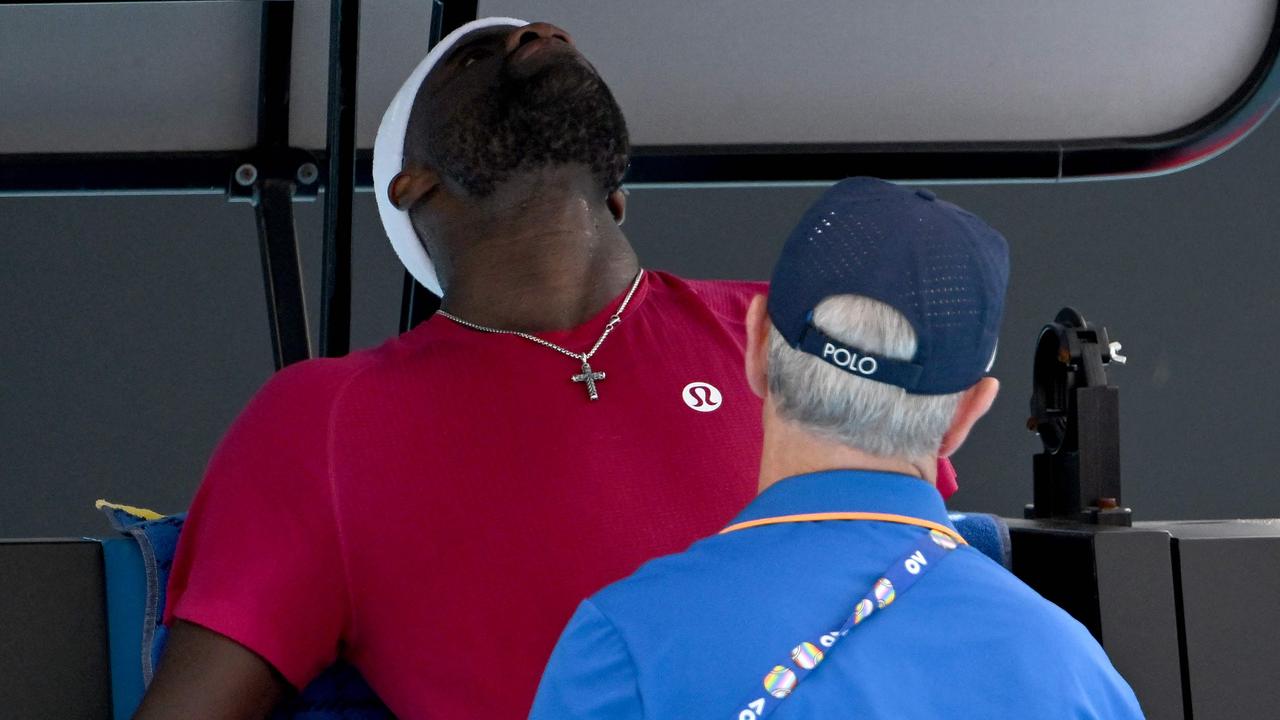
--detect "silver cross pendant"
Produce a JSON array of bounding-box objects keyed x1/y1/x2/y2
[{"x1": 571, "y1": 360, "x2": 606, "y2": 401}]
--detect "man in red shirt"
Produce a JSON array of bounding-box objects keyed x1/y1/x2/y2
[{"x1": 136, "y1": 18, "x2": 954, "y2": 719}]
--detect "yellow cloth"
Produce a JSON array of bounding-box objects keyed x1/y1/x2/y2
[{"x1": 95, "y1": 499, "x2": 165, "y2": 521}]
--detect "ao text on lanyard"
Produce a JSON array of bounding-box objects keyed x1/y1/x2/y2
[{"x1": 718, "y1": 512, "x2": 968, "y2": 720}]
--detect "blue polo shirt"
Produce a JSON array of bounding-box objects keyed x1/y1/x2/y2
[{"x1": 531, "y1": 470, "x2": 1143, "y2": 719}]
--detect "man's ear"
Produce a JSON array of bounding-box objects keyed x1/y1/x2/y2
[
  {"x1": 938, "y1": 377, "x2": 1000, "y2": 458},
  {"x1": 388, "y1": 168, "x2": 441, "y2": 211},
  {"x1": 744, "y1": 295, "x2": 771, "y2": 399},
  {"x1": 606, "y1": 189, "x2": 627, "y2": 225}
]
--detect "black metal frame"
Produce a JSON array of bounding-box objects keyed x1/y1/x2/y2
[
  {"x1": 249, "y1": 1, "x2": 313, "y2": 370},
  {"x1": 3, "y1": 0, "x2": 1280, "y2": 347},
  {"x1": 320, "y1": 0, "x2": 361, "y2": 358}
]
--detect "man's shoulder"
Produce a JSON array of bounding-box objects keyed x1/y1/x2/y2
[
  {"x1": 942, "y1": 549, "x2": 1088, "y2": 631},
  {"x1": 674, "y1": 275, "x2": 769, "y2": 295},
  {"x1": 650, "y1": 270, "x2": 757, "y2": 307},
  {"x1": 650, "y1": 272, "x2": 767, "y2": 329},
  {"x1": 944, "y1": 552, "x2": 1143, "y2": 714},
  {"x1": 941, "y1": 550, "x2": 1130, "y2": 672},
  {"x1": 245, "y1": 335, "x2": 414, "y2": 415},
  {"x1": 665, "y1": 273, "x2": 767, "y2": 305},
  {"x1": 587, "y1": 530, "x2": 746, "y2": 630}
]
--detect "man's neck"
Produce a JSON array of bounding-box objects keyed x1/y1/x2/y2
[
  {"x1": 437, "y1": 173, "x2": 639, "y2": 332},
  {"x1": 757, "y1": 409, "x2": 936, "y2": 495}
]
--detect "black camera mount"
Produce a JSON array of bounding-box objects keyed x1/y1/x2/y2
[{"x1": 1026, "y1": 307, "x2": 1131, "y2": 525}]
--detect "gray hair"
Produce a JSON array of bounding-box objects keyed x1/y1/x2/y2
[{"x1": 767, "y1": 295, "x2": 964, "y2": 459}]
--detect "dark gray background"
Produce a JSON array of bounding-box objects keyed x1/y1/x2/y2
[{"x1": 3, "y1": 117, "x2": 1279, "y2": 538}]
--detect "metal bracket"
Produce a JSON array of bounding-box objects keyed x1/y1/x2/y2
[{"x1": 226, "y1": 149, "x2": 323, "y2": 204}]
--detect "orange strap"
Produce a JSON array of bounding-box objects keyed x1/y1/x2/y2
[{"x1": 720, "y1": 511, "x2": 968, "y2": 546}]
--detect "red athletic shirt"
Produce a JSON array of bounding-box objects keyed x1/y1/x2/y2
[
  {"x1": 164, "y1": 270, "x2": 957, "y2": 718},
  {"x1": 166, "y1": 271, "x2": 768, "y2": 718}
]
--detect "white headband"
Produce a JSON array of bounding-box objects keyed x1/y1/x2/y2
[{"x1": 373, "y1": 17, "x2": 529, "y2": 297}]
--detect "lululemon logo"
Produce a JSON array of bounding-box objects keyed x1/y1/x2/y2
[{"x1": 682, "y1": 382, "x2": 722, "y2": 412}]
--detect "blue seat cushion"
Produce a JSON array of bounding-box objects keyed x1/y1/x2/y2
[
  {"x1": 98, "y1": 502, "x2": 392, "y2": 719},
  {"x1": 949, "y1": 511, "x2": 1013, "y2": 568}
]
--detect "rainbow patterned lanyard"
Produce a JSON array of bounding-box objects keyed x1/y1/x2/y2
[{"x1": 722, "y1": 515, "x2": 966, "y2": 719}]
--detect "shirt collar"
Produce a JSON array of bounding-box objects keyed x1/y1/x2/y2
[{"x1": 728, "y1": 470, "x2": 956, "y2": 532}]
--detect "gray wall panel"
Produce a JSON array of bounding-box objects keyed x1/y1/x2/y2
[{"x1": 0, "y1": 3, "x2": 260, "y2": 153}]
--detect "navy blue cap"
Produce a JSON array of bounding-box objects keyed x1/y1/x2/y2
[{"x1": 767, "y1": 177, "x2": 1010, "y2": 395}]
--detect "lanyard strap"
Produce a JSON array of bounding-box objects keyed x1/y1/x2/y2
[
  {"x1": 721, "y1": 511, "x2": 968, "y2": 548},
  {"x1": 728, "y1": 522, "x2": 963, "y2": 720}
]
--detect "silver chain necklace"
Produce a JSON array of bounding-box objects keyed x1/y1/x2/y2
[{"x1": 436, "y1": 269, "x2": 645, "y2": 401}]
